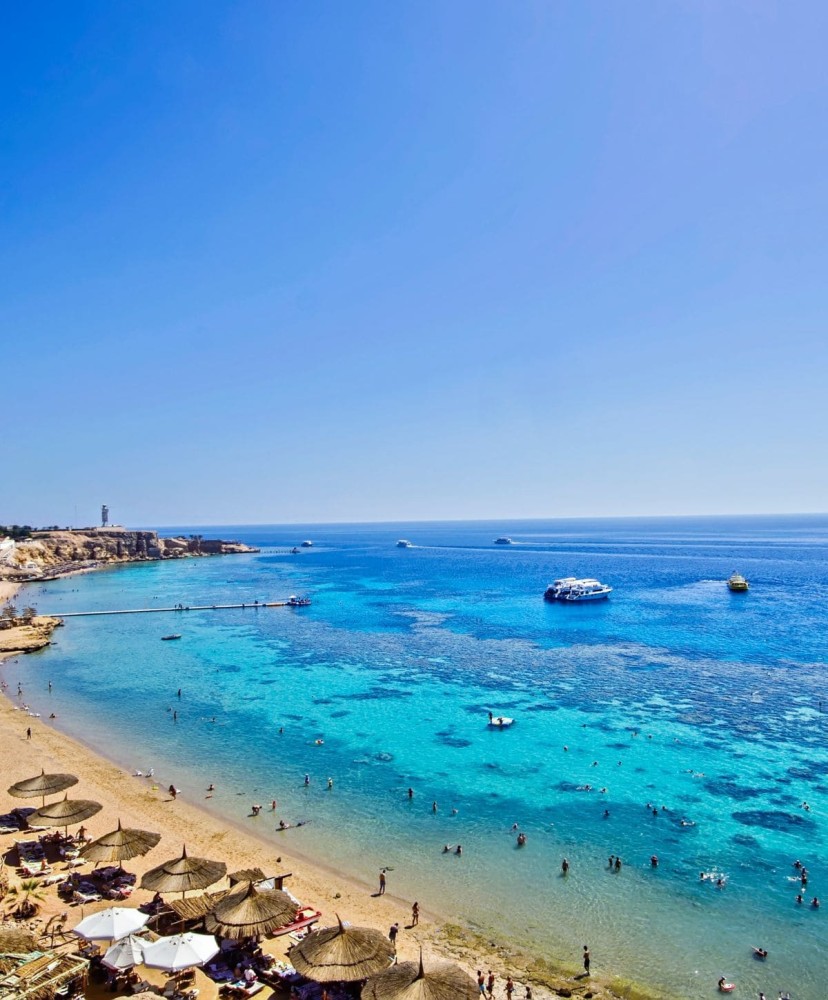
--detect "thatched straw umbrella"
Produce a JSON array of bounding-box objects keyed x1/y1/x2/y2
[
  {"x1": 27, "y1": 794, "x2": 102, "y2": 833},
  {"x1": 0, "y1": 928, "x2": 39, "y2": 954},
  {"x1": 80, "y1": 819, "x2": 161, "y2": 864},
  {"x1": 8, "y1": 769, "x2": 78, "y2": 807},
  {"x1": 289, "y1": 916, "x2": 395, "y2": 983},
  {"x1": 140, "y1": 845, "x2": 226, "y2": 897},
  {"x1": 362, "y1": 952, "x2": 479, "y2": 1000},
  {"x1": 205, "y1": 881, "x2": 295, "y2": 940}
]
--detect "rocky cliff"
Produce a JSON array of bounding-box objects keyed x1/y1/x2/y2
[
  {"x1": 0, "y1": 616, "x2": 62, "y2": 656},
  {"x1": 0, "y1": 529, "x2": 258, "y2": 582}
]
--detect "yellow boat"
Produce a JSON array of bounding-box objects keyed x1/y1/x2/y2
[{"x1": 727, "y1": 572, "x2": 749, "y2": 592}]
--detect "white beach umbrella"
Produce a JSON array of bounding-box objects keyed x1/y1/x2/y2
[
  {"x1": 73, "y1": 906, "x2": 149, "y2": 942},
  {"x1": 102, "y1": 934, "x2": 149, "y2": 971},
  {"x1": 142, "y1": 932, "x2": 219, "y2": 973}
]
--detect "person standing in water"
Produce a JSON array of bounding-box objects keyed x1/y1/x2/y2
[{"x1": 583, "y1": 945, "x2": 590, "y2": 975}]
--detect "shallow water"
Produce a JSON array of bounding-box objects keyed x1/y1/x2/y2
[{"x1": 8, "y1": 515, "x2": 828, "y2": 999}]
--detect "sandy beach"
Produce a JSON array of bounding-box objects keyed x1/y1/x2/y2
[
  {"x1": 0, "y1": 681, "x2": 640, "y2": 1000},
  {"x1": 0, "y1": 580, "x2": 20, "y2": 604}
]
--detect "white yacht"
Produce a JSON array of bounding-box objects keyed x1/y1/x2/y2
[
  {"x1": 565, "y1": 580, "x2": 613, "y2": 602},
  {"x1": 544, "y1": 577, "x2": 579, "y2": 601},
  {"x1": 396, "y1": 539, "x2": 413, "y2": 548}
]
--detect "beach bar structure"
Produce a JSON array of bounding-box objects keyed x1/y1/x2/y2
[{"x1": 0, "y1": 950, "x2": 88, "y2": 1000}]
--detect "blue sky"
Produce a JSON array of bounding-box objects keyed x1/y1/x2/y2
[{"x1": 3, "y1": 1, "x2": 826, "y2": 526}]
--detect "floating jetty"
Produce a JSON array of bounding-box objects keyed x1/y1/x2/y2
[{"x1": 52, "y1": 601, "x2": 292, "y2": 618}]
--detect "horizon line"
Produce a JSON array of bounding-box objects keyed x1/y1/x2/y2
[{"x1": 139, "y1": 510, "x2": 828, "y2": 530}]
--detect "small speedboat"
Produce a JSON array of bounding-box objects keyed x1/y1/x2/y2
[
  {"x1": 494, "y1": 537, "x2": 513, "y2": 545},
  {"x1": 287, "y1": 596, "x2": 312, "y2": 607},
  {"x1": 161, "y1": 634, "x2": 182, "y2": 641},
  {"x1": 396, "y1": 539, "x2": 413, "y2": 548},
  {"x1": 300, "y1": 540, "x2": 313, "y2": 547}
]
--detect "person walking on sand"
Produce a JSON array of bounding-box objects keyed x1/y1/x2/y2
[
  {"x1": 505, "y1": 976, "x2": 515, "y2": 999},
  {"x1": 379, "y1": 871, "x2": 386, "y2": 894},
  {"x1": 26, "y1": 727, "x2": 31, "y2": 740},
  {"x1": 486, "y1": 971, "x2": 495, "y2": 996},
  {"x1": 477, "y1": 971, "x2": 485, "y2": 994},
  {"x1": 524, "y1": 987, "x2": 533, "y2": 999},
  {"x1": 388, "y1": 922, "x2": 399, "y2": 949},
  {"x1": 583, "y1": 945, "x2": 590, "y2": 975},
  {"x1": 411, "y1": 901, "x2": 419, "y2": 925}
]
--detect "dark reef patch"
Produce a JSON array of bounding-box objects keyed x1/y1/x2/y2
[
  {"x1": 731, "y1": 833, "x2": 762, "y2": 849},
  {"x1": 436, "y1": 735, "x2": 473, "y2": 748},
  {"x1": 703, "y1": 778, "x2": 770, "y2": 802},
  {"x1": 732, "y1": 810, "x2": 817, "y2": 834}
]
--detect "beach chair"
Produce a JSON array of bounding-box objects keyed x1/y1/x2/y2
[{"x1": 73, "y1": 889, "x2": 102, "y2": 905}]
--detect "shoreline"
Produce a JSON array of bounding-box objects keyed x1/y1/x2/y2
[
  {"x1": 0, "y1": 588, "x2": 666, "y2": 1000},
  {"x1": 0, "y1": 692, "x2": 664, "y2": 1000}
]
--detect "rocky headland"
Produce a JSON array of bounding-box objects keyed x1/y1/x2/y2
[
  {"x1": 0, "y1": 615, "x2": 62, "y2": 656},
  {"x1": 0, "y1": 527, "x2": 258, "y2": 583}
]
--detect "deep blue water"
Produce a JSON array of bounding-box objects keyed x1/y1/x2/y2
[{"x1": 8, "y1": 515, "x2": 828, "y2": 999}]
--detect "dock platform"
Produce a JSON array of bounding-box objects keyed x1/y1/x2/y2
[{"x1": 52, "y1": 602, "x2": 290, "y2": 618}]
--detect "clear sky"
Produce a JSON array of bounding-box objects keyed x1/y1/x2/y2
[{"x1": 3, "y1": 1, "x2": 827, "y2": 527}]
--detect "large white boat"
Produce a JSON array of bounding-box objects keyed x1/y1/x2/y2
[
  {"x1": 396, "y1": 539, "x2": 413, "y2": 548},
  {"x1": 544, "y1": 577, "x2": 579, "y2": 601},
  {"x1": 545, "y1": 577, "x2": 611, "y2": 601},
  {"x1": 565, "y1": 580, "x2": 612, "y2": 602},
  {"x1": 727, "y1": 572, "x2": 749, "y2": 592}
]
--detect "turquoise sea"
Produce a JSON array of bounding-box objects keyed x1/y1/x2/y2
[{"x1": 7, "y1": 516, "x2": 828, "y2": 999}]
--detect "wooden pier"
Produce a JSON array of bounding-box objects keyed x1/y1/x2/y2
[{"x1": 52, "y1": 601, "x2": 290, "y2": 618}]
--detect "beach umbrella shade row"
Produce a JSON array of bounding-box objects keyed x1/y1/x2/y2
[
  {"x1": 81, "y1": 819, "x2": 161, "y2": 863},
  {"x1": 290, "y1": 916, "x2": 395, "y2": 983},
  {"x1": 73, "y1": 906, "x2": 149, "y2": 942},
  {"x1": 27, "y1": 794, "x2": 102, "y2": 832},
  {"x1": 363, "y1": 953, "x2": 479, "y2": 1000},
  {"x1": 7, "y1": 769, "x2": 78, "y2": 806},
  {"x1": 205, "y1": 881, "x2": 296, "y2": 940},
  {"x1": 142, "y1": 932, "x2": 219, "y2": 973},
  {"x1": 140, "y1": 845, "x2": 227, "y2": 896},
  {"x1": 102, "y1": 934, "x2": 150, "y2": 971}
]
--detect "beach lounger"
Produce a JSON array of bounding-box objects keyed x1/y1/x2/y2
[
  {"x1": 269, "y1": 906, "x2": 322, "y2": 938},
  {"x1": 74, "y1": 889, "x2": 102, "y2": 904},
  {"x1": 42, "y1": 874, "x2": 68, "y2": 886}
]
